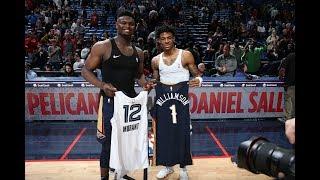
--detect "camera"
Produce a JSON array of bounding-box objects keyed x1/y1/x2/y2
[{"x1": 236, "y1": 136, "x2": 295, "y2": 179}]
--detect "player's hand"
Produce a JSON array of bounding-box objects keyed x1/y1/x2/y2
[
  {"x1": 189, "y1": 78, "x2": 200, "y2": 87},
  {"x1": 143, "y1": 79, "x2": 157, "y2": 91},
  {"x1": 102, "y1": 83, "x2": 117, "y2": 97}
]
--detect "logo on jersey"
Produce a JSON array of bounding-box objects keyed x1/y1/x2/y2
[
  {"x1": 113, "y1": 55, "x2": 121, "y2": 58},
  {"x1": 97, "y1": 130, "x2": 106, "y2": 139}
]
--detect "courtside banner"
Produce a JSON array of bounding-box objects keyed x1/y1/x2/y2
[{"x1": 25, "y1": 82, "x2": 284, "y2": 121}]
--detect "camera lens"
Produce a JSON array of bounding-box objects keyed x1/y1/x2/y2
[{"x1": 237, "y1": 136, "x2": 295, "y2": 179}]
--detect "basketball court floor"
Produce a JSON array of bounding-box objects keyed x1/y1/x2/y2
[{"x1": 25, "y1": 119, "x2": 292, "y2": 179}]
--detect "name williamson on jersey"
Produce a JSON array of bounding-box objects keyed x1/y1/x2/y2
[{"x1": 156, "y1": 93, "x2": 189, "y2": 106}]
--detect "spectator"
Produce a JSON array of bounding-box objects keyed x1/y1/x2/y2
[
  {"x1": 136, "y1": 37, "x2": 147, "y2": 50},
  {"x1": 101, "y1": 31, "x2": 110, "y2": 40},
  {"x1": 215, "y1": 44, "x2": 237, "y2": 76},
  {"x1": 266, "y1": 28, "x2": 279, "y2": 51},
  {"x1": 52, "y1": 24, "x2": 61, "y2": 38},
  {"x1": 72, "y1": 18, "x2": 86, "y2": 35},
  {"x1": 198, "y1": 63, "x2": 210, "y2": 77},
  {"x1": 48, "y1": 38, "x2": 63, "y2": 70},
  {"x1": 81, "y1": 40, "x2": 91, "y2": 60},
  {"x1": 230, "y1": 39, "x2": 244, "y2": 69},
  {"x1": 25, "y1": 62, "x2": 37, "y2": 80},
  {"x1": 31, "y1": 44, "x2": 49, "y2": 70},
  {"x1": 241, "y1": 39, "x2": 266, "y2": 75},
  {"x1": 61, "y1": 32, "x2": 76, "y2": 58},
  {"x1": 185, "y1": 41, "x2": 201, "y2": 66},
  {"x1": 44, "y1": 62, "x2": 53, "y2": 72},
  {"x1": 25, "y1": 31, "x2": 39, "y2": 60},
  {"x1": 43, "y1": 62, "x2": 56, "y2": 77},
  {"x1": 73, "y1": 53, "x2": 85, "y2": 70},
  {"x1": 90, "y1": 11, "x2": 99, "y2": 28},
  {"x1": 62, "y1": 63, "x2": 78, "y2": 77},
  {"x1": 214, "y1": 43, "x2": 224, "y2": 61},
  {"x1": 63, "y1": 52, "x2": 75, "y2": 65}
]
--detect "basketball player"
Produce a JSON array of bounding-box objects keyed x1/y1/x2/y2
[
  {"x1": 81, "y1": 11, "x2": 154, "y2": 180},
  {"x1": 151, "y1": 25, "x2": 202, "y2": 180}
]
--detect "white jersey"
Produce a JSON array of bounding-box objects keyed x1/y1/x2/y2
[
  {"x1": 110, "y1": 91, "x2": 149, "y2": 179},
  {"x1": 159, "y1": 49, "x2": 190, "y2": 85}
]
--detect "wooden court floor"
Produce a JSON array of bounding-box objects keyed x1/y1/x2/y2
[{"x1": 25, "y1": 158, "x2": 272, "y2": 180}]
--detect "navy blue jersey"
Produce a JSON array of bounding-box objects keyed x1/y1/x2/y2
[{"x1": 154, "y1": 81, "x2": 193, "y2": 166}]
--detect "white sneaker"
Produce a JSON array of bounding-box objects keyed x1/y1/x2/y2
[
  {"x1": 156, "y1": 166, "x2": 174, "y2": 179},
  {"x1": 179, "y1": 168, "x2": 189, "y2": 180}
]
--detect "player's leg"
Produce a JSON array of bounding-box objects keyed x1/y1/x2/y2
[
  {"x1": 99, "y1": 97, "x2": 113, "y2": 179},
  {"x1": 99, "y1": 117, "x2": 112, "y2": 179}
]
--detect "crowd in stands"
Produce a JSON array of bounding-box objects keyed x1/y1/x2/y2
[{"x1": 25, "y1": 0, "x2": 295, "y2": 80}]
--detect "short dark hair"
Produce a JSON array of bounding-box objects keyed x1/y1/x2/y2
[
  {"x1": 117, "y1": 10, "x2": 134, "y2": 19},
  {"x1": 155, "y1": 25, "x2": 176, "y2": 38}
]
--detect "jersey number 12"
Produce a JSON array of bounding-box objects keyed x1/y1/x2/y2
[{"x1": 123, "y1": 104, "x2": 141, "y2": 123}]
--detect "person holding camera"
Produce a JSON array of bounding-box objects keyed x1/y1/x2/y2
[
  {"x1": 285, "y1": 118, "x2": 295, "y2": 144},
  {"x1": 279, "y1": 52, "x2": 295, "y2": 121}
]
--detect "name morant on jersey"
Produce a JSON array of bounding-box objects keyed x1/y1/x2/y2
[
  {"x1": 123, "y1": 122, "x2": 139, "y2": 132},
  {"x1": 156, "y1": 92, "x2": 189, "y2": 106}
]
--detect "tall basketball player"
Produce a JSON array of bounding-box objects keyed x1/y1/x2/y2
[
  {"x1": 151, "y1": 25, "x2": 202, "y2": 180},
  {"x1": 81, "y1": 10, "x2": 154, "y2": 180}
]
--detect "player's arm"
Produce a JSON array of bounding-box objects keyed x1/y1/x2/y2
[
  {"x1": 136, "y1": 48, "x2": 156, "y2": 91},
  {"x1": 183, "y1": 50, "x2": 202, "y2": 87},
  {"x1": 81, "y1": 40, "x2": 117, "y2": 97},
  {"x1": 151, "y1": 55, "x2": 160, "y2": 82}
]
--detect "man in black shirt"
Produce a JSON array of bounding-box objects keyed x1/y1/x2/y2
[
  {"x1": 81, "y1": 10, "x2": 154, "y2": 180},
  {"x1": 279, "y1": 52, "x2": 295, "y2": 121}
]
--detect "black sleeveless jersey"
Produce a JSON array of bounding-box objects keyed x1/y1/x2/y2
[{"x1": 101, "y1": 38, "x2": 140, "y2": 98}]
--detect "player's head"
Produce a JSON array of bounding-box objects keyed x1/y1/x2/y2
[
  {"x1": 156, "y1": 25, "x2": 176, "y2": 51},
  {"x1": 116, "y1": 10, "x2": 136, "y2": 38}
]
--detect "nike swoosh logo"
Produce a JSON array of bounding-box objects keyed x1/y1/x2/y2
[{"x1": 113, "y1": 55, "x2": 121, "y2": 58}]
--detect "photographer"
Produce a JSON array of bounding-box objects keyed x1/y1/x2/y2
[{"x1": 285, "y1": 118, "x2": 295, "y2": 144}]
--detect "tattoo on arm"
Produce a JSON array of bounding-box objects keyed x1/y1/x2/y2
[
  {"x1": 189, "y1": 63, "x2": 200, "y2": 77},
  {"x1": 153, "y1": 70, "x2": 160, "y2": 81},
  {"x1": 136, "y1": 50, "x2": 145, "y2": 79},
  {"x1": 151, "y1": 58, "x2": 160, "y2": 81}
]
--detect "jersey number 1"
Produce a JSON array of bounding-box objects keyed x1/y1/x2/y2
[
  {"x1": 170, "y1": 104, "x2": 177, "y2": 124},
  {"x1": 123, "y1": 104, "x2": 141, "y2": 123}
]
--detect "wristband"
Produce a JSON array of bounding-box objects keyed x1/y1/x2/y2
[{"x1": 195, "y1": 77, "x2": 203, "y2": 87}]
